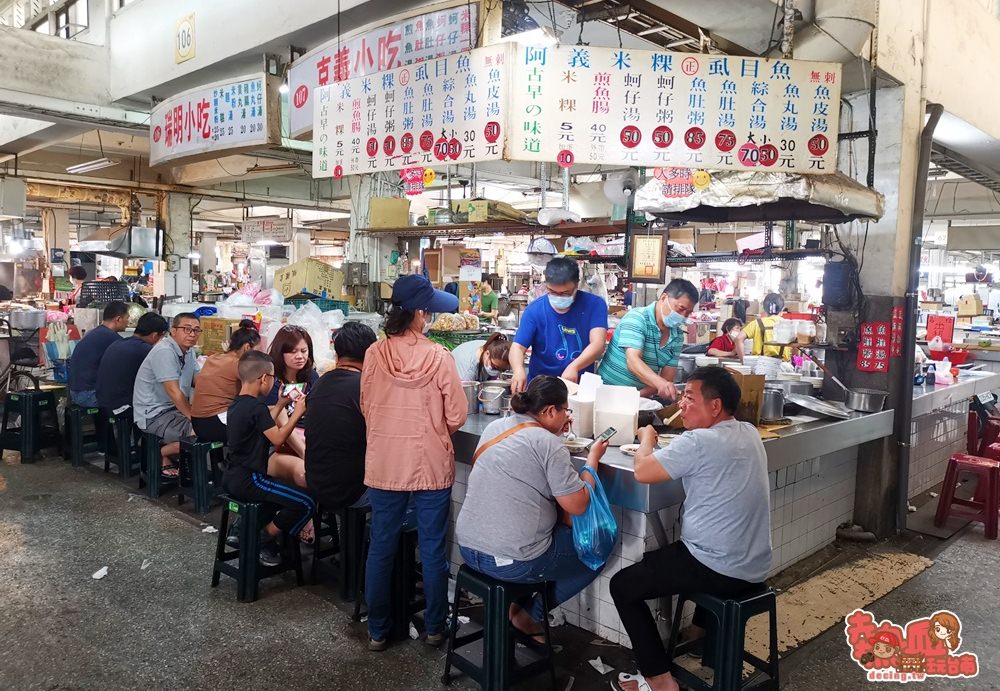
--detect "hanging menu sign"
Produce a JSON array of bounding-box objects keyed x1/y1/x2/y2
[
  {"x1": 242, "y1": 218, "x2": 293, "y2": 244},
  {"x1": 312, "y1": 46, "x2": 511, "y2": 178},
  {"x1": 150, "y1": 73, "x2": 280, "y2": 167},
  {"x1": 507, "y1": 46, "x2": 841, "y2": 174},
  {"x1": 288, "y1": 5, "x2": 479, "y2": 139}
]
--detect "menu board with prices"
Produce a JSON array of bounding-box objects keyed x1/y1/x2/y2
[
  {"x1": 150, "y1": 74, "x2": 278, "y2": 167},
  {"x1": 313, "y1": 46, "x2": 511, "y2": 178},
  {"x1": 857, "y1": 321, "x2": 891, "y2": 373},
  {"x1": 288, "y1": 5, "x2": 478, "y2": 138},
  {"x1": 890, "y1": 306, "x2": 904, "y2": 358},
  {"x1": 507, "y1": 46, "x2": 841, "y2": 174},
  {"x1": 242, "y1": 218, "x2": 293, "y2": 244}
]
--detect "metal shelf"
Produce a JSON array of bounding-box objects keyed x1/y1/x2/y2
[
  {"x1": 357, "y1": 219, "x2": 627, "y2": 239},
  {"x1": 666, "y1": 249, "x2": 830, "y2": 265}
]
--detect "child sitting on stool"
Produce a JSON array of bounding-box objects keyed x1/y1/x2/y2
[{"x1": 223, "y1": 351, "x2": 315, "y2": 567}]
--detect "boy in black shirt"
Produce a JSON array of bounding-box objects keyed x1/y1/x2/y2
[{"x1": 224, "y1": 351, "x2": 315, "y2": 566}]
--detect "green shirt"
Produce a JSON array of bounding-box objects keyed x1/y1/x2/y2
[
  {"x1": 479, "y1": 290, "x2": 498, "y2": 322},
  {"x1": 597, "y1": 304, "x2": 684, "y2": 388}
]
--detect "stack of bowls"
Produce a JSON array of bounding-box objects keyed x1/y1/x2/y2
[{"x1": 695, "y1": 355, "x2": 720, "y2": 367}]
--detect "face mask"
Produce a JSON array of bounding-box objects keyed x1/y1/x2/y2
[
  {"x1": 483, "y1": 364, "x2": 501, "y2": 377},
  {"x1": 661, "y1": 303, "x2": 687, "y2": 329},
  {"x1": 420, "y1": 311, "x2": 433, "y2": 334},
  {"x1": 730, "y1": 330, "x2": 742, "y2": 339},
  {"x1": 548, "y1": 292, "x2": 575, "y2": 311}
]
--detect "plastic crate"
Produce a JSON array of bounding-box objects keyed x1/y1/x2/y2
[
  {"x1": 78, "y1": 281, "x2": 130, "y2": 306},
  {"x1": 428, "y1": 330, "x2": 486, "y2": 347},
  {"x1": 286, "y1": 296, "x2": 350, "y2": 314}
]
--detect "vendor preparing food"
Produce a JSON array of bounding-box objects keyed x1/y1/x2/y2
[
  {"x1": 597, "y1": 279, "x2": 698, "y2": 401},
  {"x1": 509, "y1": 257, "x2": 608, "y2": 395},
  {"x1": 743, "y1": 292, "x2": 794, "y2": 360},
  {"x1": 451, "y1": 332, "x2": 512, "y2": 383}
]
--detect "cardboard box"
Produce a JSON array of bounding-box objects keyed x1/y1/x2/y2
[
  {"x1": 725, "y1": 368, "x2": 765, "y2": 427},
  {"x1": 958, "y1": 294, "x2": 983, "y2": 317},
  {"x1": 368, "y1": 197, "x2": 410, "y2": 228},
  {"x1": 451, "y1": 199, "x2": 491, "y2": 223},
  {"x1": 197, "y1": 317, "x2": 237, "y2": 355},
  {"x1": 695, "y1": 232, "x2": 755, "y2": 253},
  {"x1": 274, "y1": 258, "x2": 344, "y2": 299}
]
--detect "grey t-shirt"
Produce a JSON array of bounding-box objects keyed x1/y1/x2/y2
[
  {"x1": 132, "y1": 336, "x2": 198, "y2": 428},
  {"x1": 451, "y1": 340, "x2": 488, "y2": 382},
  {"x1": 655, "y1": 418, "x2": 772, "y2": 583},
  {"x1": 456, "y1": 414, "x2": 585, "y2": 560}
]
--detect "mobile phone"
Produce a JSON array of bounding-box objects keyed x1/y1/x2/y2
[
  {"x1": 283, "y1": 383, "x2": 305, "y2": 399},
  {"x1": 586, "y1": 427, "x2": 617, "y2": 451}
]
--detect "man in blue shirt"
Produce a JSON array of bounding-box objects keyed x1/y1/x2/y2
[
  {"x1": 598, "y1": 279, "x2": 698, "y2": 400},
  {"x1": 509, "y1": 257, "x2": 608, "y2": 395},
  {"x1": 96, "y1": 312, "x2": 168, "y2": 414},
  {"x1": 68, "y1": 301, "x2": 129, "y2": 407}
]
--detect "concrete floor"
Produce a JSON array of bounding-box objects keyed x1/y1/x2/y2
[{"x1": 1, "y1": 455, "x2": 999, "y2": 690}]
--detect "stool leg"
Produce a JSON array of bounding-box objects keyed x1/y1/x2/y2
[
  {"x1": 353, "y1": 524, "x2": 371, "y2": 621},
  {"x1": 143, "y1": 436, "x2": 160, "y2": 498},
  {"x1": 191, "y1": 447, "x2": 209, "y2": 514},
  {"x1": 934, "y1": 460, "x2": 960, "y2": 527},
  {"x1": 292, "y1": 538, "x2": 305, "y2": 586},
  {"x1": 715, "y1": 602, "x2": 743, "y2": 691},
  {"x1": 666, "y1": 595, "x2": 685, "y2": 666},
  {"x1": 212, "y1": 506, "x2": 230, "y2": 588},
  {"x1": 491, "y1": 585, "x2": 513, "y2": 691},
  {"x1": 986, "y1": 470, "x2": 998, "y2": 540},
  {"x1": 310, "y1": 512, "x2": 323, "y2": 585},
  {"x1": 540, "y1": 586, "x2": 557, "y2": 690},
  {"x1": 240, "y1": 505, "x2": 260, "y2": 603},
  {"x1": 62, "y1": 408, "x2": 71, "y2": 461},
  {"x1": 441, "y1": 574, "x2": 462, "y2": 685}
]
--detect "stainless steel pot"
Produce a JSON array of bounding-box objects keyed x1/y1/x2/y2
[
  {"x1": 844, "y1": 387, "x2": 888, "y2": 413},
  {"x1": 479, "y1": 385, "x2": 506, "y2": 415},
  {"x1": 462, "y1": 381, "x2": 480, "y2": 415},
  {"x1": 765, "y1": 379, "x2": 812, "y2": 396},
  {"x1": 677, "y1": 354, "x2": 697, "y2": 382},
  {"x1": 761, "y1": 389, "x2": 785, "y2": 421}
]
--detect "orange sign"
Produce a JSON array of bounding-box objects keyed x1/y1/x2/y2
[{"x1": 925, "y1": 315, "x2": 955, "y2": 345}]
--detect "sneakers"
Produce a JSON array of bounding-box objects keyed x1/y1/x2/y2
[
  {"x1": 368, "y1": 637, "x2": 387, "y2": 652},
  {"x1": 258, "y1": 537, "x2": 282, "y2": 567},
  {"x1": 225, "y1": 518, "x2": 241, "y2": 549}
]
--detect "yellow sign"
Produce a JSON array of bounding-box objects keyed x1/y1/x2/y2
[
  {"x1": 423, "y1": 168, "x2": 436, "y2": 186},
  {"x1": 175, "y1": 14, "x2": 196, "y2": 64},
  {"x1": 692, "y1": 170, "x2": 712, "y2": 191}
]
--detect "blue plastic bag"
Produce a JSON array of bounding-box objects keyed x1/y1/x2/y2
[{"x1": 572, "y1": 466, "x2": 619, "y2": 571}]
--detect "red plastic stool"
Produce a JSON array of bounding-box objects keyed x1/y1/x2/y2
[
  {"x1": 966, "y1": 413, "x2": 1000, "y2": 456},
  {"x1": 934, "y1": 453, "x2": 999, "y2": 539}
]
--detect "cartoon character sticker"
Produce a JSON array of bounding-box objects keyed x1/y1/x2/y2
[{"x1": 845, "y1": 609, "x2": 978, "y2": 683}]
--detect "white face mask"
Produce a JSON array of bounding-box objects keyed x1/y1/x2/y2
[
  {"x1": 483, "y1": 364, "x2": 501, "y2": 377},
  {"x1": 418, "y1": 310, "x2": 433, "y2": 334}
]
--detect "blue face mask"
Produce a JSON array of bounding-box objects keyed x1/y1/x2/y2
[
  {"x1": 548, "y1": 292, "x2": 575, "y2": 311},
  {"x1": 662, "y1": 304, "x2": 687, "y2": 329}
]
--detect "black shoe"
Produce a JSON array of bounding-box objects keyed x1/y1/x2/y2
[
  {"x1": 225, "y1": 518, "x2": 241, "y2": 549},
  {"x1": 259, "y1": 538, "x2": 282, "y2": 567}
]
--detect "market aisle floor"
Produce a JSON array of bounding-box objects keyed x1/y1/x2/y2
[{"x1": 3, "y1": 457, "x2": 1000, "y2": 690}]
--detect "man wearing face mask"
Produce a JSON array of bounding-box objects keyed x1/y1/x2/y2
[
  {"x1": 597, "y1": 279, "x2": 698, "y2": 401},
  {"x1": 509, "y1": 257, "x2": 609, "y2": 396}
]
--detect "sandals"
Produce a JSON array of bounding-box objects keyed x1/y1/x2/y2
[{"x1": 160, "y1": 463, "x2": 179, "y2": 479}]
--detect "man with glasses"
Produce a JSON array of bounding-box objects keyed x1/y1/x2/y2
[
  {"x1": 509, "y1": 257, "x2": 608, "y2": 395},
  {"x1": 132, "y1": 313, "x2": 201, "y2": 478}
]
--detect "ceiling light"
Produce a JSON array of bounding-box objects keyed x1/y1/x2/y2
[
  {"x1": 245, "y1": 162, "x2": 301, "y2": 174},
  {"x1": 66, "y1": 157, "x2": 120, "y2": 175}
]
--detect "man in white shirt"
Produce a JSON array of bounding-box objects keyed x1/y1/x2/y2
[{"x1": 611, "y1": 366, "x2": 772, "y2": 691}]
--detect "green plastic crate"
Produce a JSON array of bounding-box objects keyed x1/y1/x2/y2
[{"x1": 286, "y1": 296, "x2": 350, "y2": 313}]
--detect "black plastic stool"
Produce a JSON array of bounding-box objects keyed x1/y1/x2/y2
[
  {"x1": 63, "y1": 404, "x2": 101, "y2": 468},
  {"x1": 138, "y1": 431, "x2": 173, "y2": 498},
  {"x1": 323, "y1": 505, "x2": 371, "y2": 597},
  {"x1": 352, "y1": 525, "x2": 425, "y2": 640},
  {"x1": 666, "y1": 587, "x2": 779, "y2": 691},
  {"x1": 177, "y1": 438, "x2": 225, "y2": 514},
  {"x1": 442, "y1": 564, "x2": 556, "y2": 691},
  {"x1": 0, "y1": 390, "x2": 61, "y2": 462},
  {"x1": 210, "y1": 495, "x2": 304, "y2": 602},
  {"x1": 104, "y1": 410, "x2": 141, "y2": 478}
]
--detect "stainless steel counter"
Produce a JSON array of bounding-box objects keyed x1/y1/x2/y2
[{"x1": 911, "y1": 370, "x2": 1000, "y2": 418}]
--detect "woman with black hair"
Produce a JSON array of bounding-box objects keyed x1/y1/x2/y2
[
  {"x1": 191, "y1": 320, "x2": 261, "y2": 443},
  {"x1": 706, "y1": 318, "x2": 745, "y2": 360},
  {"x1": 456, "y1": 375, "x2": 610, "y2": 642},
  {"x1": 450, "y1": 332, "x2": 512, "y2": 382}
]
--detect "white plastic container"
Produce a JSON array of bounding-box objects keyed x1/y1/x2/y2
[
  {"x1": 593, "y1": 385, "x2": 639, "y2": 447},
  {"x1": 568, "y1": 393, "x2": 595, "y2": 438}
]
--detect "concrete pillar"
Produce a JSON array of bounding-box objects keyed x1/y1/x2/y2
[
  {"x1": 165, "y1": 193, "x2": 193, "y2": 301},
  {"x1": 291, "y1": 228, "x2": 311, "y2": 263},
  {"x1": 41, "y1": 209, "x2": 71, "y2": 286},
  {"x1": 199, "y1": 232, "x2": 218, "y2": 273}
]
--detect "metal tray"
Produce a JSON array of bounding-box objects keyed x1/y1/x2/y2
[{"x1": 785, "y1": 393, "x2": 853, "y2": 420}]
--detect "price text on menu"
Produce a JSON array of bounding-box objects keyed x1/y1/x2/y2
[{"x1": 507, "y1": 46, "x2": 842, "y2": 174}]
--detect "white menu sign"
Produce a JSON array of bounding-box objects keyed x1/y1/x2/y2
[
  {"x1": 150, "y1": 73, "x2": 279, "y2": 167},
  {"x1": 242, "y1": 218, "x2": 293, "y2": 243},
  {"x1": 288, "y1": 5, "x2": 479, "y2": 139},
  {"x1": 312, "y1": 46, "x2": 511, "y2": 178},
  {"x1": 507, "y1": 46, "x2": 842, "y2": 174}
]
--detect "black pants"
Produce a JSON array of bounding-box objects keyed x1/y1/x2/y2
[
  {"x1": 223, "y1": 471, "x2": 315, "y2": 536},
  {"x1": 192, "y1": 415, "x2": 227, "y2": 443},
  {"x1": 610, "y1": 541, "x2": 757, "y2": 677}
]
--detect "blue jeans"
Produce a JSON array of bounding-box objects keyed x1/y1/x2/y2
[
  {"x1": 366, "y1": 487, "x2": 451, "y2": 641},
  {"x1": 71, "y1": 390, "x2": 98, "y2": 407},
  {"x1": 460, "y1": 524, "x2": 599, "y2": 622}
]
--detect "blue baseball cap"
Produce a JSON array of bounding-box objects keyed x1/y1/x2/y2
[{"x1": 391, "y1": 274, "x2": 458, "y2": 313}]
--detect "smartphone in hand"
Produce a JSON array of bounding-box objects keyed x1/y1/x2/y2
[
  {"x1": 586, "y1": 426, "x2": 617, "y2": 451},
  {"x1": 283, "y1": 383, "x2": 306, "y2": 400}
]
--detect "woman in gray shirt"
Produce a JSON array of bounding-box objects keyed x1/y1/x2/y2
[{"x1": 456, "y1": 376, "x2": 609, "y2": 640}]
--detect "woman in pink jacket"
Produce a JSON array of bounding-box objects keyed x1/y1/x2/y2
[{"x1": 361, "y1": 273, "x2": 468, "y2": 651}]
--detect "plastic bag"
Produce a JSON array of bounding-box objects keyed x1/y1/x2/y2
[
  {"x1": 287, "y1": 302, "x2": 334, "y2": 373},
  {"x1": 572, "y1": 467, "x2": 619, "y2": 571},
  {"x1": 928, "y1": 336, "x2": 944, "y2": 352}
]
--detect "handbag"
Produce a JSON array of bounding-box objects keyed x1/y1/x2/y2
[{"x1": 572, "y1": 466, "x2": 619, "y2": 571}]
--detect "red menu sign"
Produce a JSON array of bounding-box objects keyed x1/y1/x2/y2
[
  {"x1": 890, "y1": 306, "x2": 904, "y2": 358},
  {"x1": 925, "y1": 315, "x2": 955, "y2": 345},
  {"x1": 857, "y1": 321, "x2": 890, "y2": 373}
]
